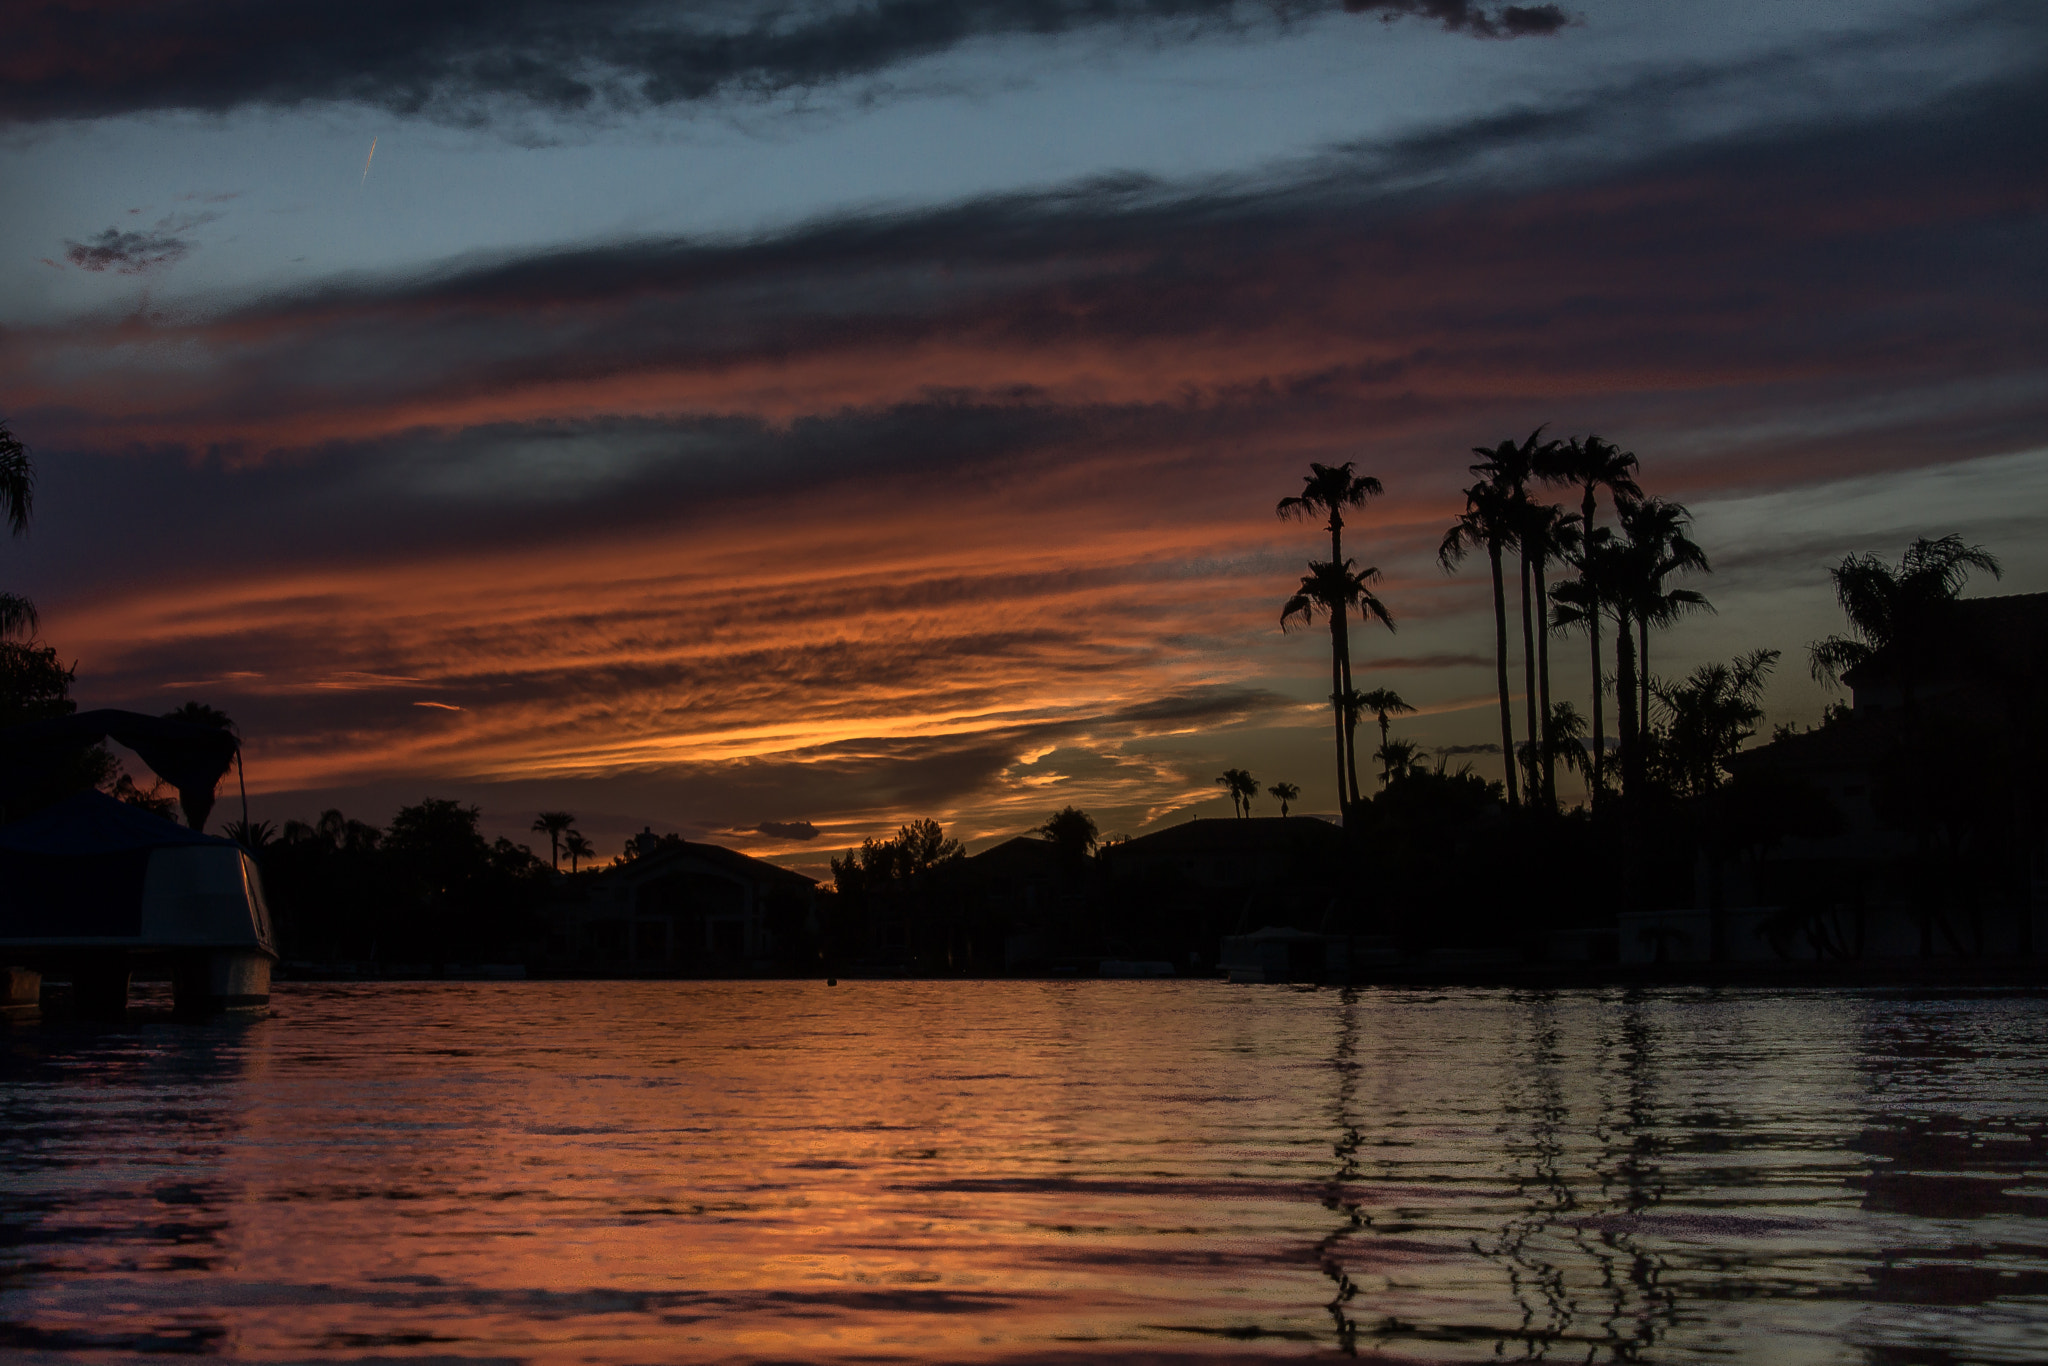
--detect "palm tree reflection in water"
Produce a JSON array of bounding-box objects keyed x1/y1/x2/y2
[
  {"x1": 1466, "y1": 994, "x2": 1677, "y2": 1362},
  {"x1": 1318, "y1": 986, "x2": 1368, "y2": 1353}
]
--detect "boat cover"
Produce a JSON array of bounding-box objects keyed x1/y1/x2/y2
[{"x1": 0, "y1": 791, "x2": 267, "y2": 948}]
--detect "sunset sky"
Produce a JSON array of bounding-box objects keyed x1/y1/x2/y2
[{"x1": 3, "y1": 0, "x2": 2044, "y2": 874}]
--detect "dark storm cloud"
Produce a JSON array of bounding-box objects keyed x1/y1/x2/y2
[
  {"x1": 19, "y1": 40, "x2": 2048, "y2": 836},
  {"x1": 0, "y1": 0, "x2": 1561, "y2": 126},
  {"x1": 1344, "y1": 1, "x2": 1565, "y2": 39},
  {"x1": 16, "y1": 55, "x2": 2045, "y2": 534},
  {"x1": 60, "y1": 211, "x2": 220, "y2": 273}
]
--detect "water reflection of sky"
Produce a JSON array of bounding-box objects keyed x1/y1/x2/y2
[{"x1": 2, "y1": 982, "x2": 2044, "y2": 1362}]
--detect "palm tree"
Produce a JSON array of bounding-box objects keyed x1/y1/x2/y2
[
  {"x1": 0, "y1": 418, "x2": 32, "y2": 536},
  {"x1": 532, "y1": 811, "x2": 575, "y2": 871},
  {"x1": 1217, "y1": 767, "x2": 1257, "y2": 818},
  {"x1": 1373, "y1": 737, "x2": 1425, "y2": 784},
  {"x1": 1517, "y1": 499, "x2": 1576, "y2": 808},
  {"x1": 1547, "y1": 436, "x2": 1640, "y2": 802},
  {"x1": 0, "y1": 593, "x2": 37, "y2": 639},
  {"x1": 1268, "y1": 781, "x2": 1300, "y2": 817},
  {"x1": 1349, "y1": 687, "x2": 1414, "y2": 787},
  {"x1": 1469, "y1": 429, "x2": 1558, "y2": 795},
  {"x1": 1278, "y1": 463, "x2": 1386, "y2": 803},
  {"x1": 1616, "y1": 497, "x2": 1711, "y2": 742},
  {"x1": 1809, "y1": 535, "x2": 2002, "y2": 708},
  {"x1": 1283, "y1": 559, "x2": 1395, "y2": 815},
  {"x1": 1440, "y1": 480, "x2": 1522, "y2": 808},
  {"x1": 563, "y1": 829, "x2": 594, "y2": 873},
  {"x1": 0, "y1": 420, "x2": 36, "y2": 643}
]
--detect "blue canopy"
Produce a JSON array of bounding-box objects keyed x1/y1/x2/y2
[{"x1": 0, "y1": 789, "x2": 237, "y2": 856}]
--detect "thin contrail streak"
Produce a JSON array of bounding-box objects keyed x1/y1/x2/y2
[{"x1": 360, "y1": 137, "x2": 377, "y2": 186}]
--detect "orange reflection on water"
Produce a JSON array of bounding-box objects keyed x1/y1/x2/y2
[{"x1": 4, "y1": 981, "x2": 2047, "y2": 1363}]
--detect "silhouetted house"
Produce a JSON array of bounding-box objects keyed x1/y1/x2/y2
[
  {"x1": 948, "y1": 835, "x2": 1073, "y2": 969},
  {"x1": 1102, "y1": 816, "x2": 1355, "y2": 960},
  {"x1": 1106, "y1": 816, "x2": 1346, "y2": 891},
  {"x1": 1664, "y1": 592, "x2": 2048, "y2": 962},
  {"x1": 542, "y1": 831, "x2": 816, "y2": 973}
]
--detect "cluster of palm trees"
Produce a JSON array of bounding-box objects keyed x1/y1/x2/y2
[
  {"x1": 532, "y1": 810, "x2": 595, "y2": 872},
  {"x1": 1275, "y1": 431, "x2": 1719, "y2": 820},
  {"x1": 1210, "y1": 769, "x2": 1305, "y2": 818},
  {"x1": 1440, "y1": 429, "x2": 1712, "y2": 811},
  {"x1": 1276, "y1": 463, "x2": 1410, "y2": 813}
]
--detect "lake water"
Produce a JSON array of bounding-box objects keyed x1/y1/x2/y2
[{"x1": 3, "y1": 981, "x2": 2046, "y2": 1364}]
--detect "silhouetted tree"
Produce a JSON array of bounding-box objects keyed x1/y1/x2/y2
[
  {"x1": 1440, "y1": 479, "x2": 1522, "y2": 807},
  {"x1": 0, "y1": 417, "x2": 39, "y2": 662},
  {"x1": 1283, "y1": 559, "x2": 1394, "y2": 814},
  {"x1": 1038, "y1": 806, "x2": 1098, "y2": 855},
  {"x1": 1217, "y1": 767, "x2": 1257, "y2": 817},
  {"x1": 1373, "y1": 737, "x2": 1425, "y2": 784},
  {"x1": 1651, "y1": 649, "x2": 1778, "y2": 799},
  {"x1": 1808, "y1": 535, "x2": 2003, "y2": 709},
  {"x1": 1549, "y1": 437, "x2": 1639, "y2": 800},
  {"x1": 1615, "y1": 496, "x2": 1711, "y2": 744},
  {"x1": 224, "y1": 817, "x2": 277, "y2": 850},
  {"x1": 0, "y1": 418, "x2": 31, "y2": 535},
  {"x1": 1268, "y1": 781, "x2": 1299, "y2": 817},
  {"x1": 1469, "y1": 429, "x2": 1558, "y2": 801},
  {"x1": 563, "y1": 829, "x2": 594, "y2": 873},
  {"x1": 1352, "y1": 687, "x2": 1414, "y2": 788},
  {"x1": 532, "y1": 810, "x2": 575, "y2": 871},
  {"x1": 1278, "y1": 462, "x2": 1387, "y2": 807}
]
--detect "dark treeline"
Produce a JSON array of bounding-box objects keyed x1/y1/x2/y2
[
  {"x1": 232, "y1": 803, "x2": 555, "y2": 968},
  {"x1": 2, "y1": 408, "x2": 2040, "y2": 973}
]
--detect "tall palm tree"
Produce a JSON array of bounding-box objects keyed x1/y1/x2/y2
[
  {"x1": 532, "y1": 810, "x2": 575, "y2": 870},
  {"x1": 1469, "y1": 429, "x2": 1558, "y2": 793},
  {"x1": 1278, "y1": 463, "x2": 1386, "y2": 803},
  {"x1": 1267, "y1": 781, "x2": 1300, "y2": 817},
  {"x1": 1440, "y1": 481, "x2": 1522, "y2": 807},
  {"x1": 563, "y1": 829, "x2": 594, "y2": 873},
  {"x1": 1283, "y1": 559, "x2": 1395, "y2": 816},
  {"x1": 1516, "y1": 499, "x2": 1576, "y2": 809},
  {"x1": 1616, "y1": 497, "x2": 1711, "y2": 741},
  {"x1": 1810, "y1": 535, "x2": 2002, "y2": 708},
  {"x1": 1352, "y1": 687, "x2": 1415, "y2": 787},
  {"x1": 1547, "y1": 437, "x2": 1639, "y2": 800},
  {"x1": 1216, "y1": 767, "x2": 1257, "y2": 818},
  {"x1": 1553, "y1": 538, "x2": 1640, "y2": 795}
]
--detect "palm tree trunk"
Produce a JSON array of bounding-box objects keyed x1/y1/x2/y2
[
  {"x1": 1638, "y1": 611, "x2": 1651, "y2": 742},
  {"x1": 1520, "y1": 547, "x2": 1538, "y2": 802},
  {"x1": 1329, "y1": 617, "x2": 1348, "y2": 824},
  {"x1": 1614, "y1": 607, "x2": 1639, "y2": 794},
  {"x1": 1330, "y1": 519, "x2": 1361, "y2": 812},
  {"x1": 1333, "y1": 602, "x2": 1358, "y2": 813},
  {"x1": 1581, "y1": 484, "x2": 1603, "y2": 807},
  {"x1": 1343, "y1": 708, "x2": 1363, "y2": 809},
  {"x1": 1378, "y1": 713, "x2": 1393, "y2": 788},
  {"x1": 1490, "y1": 542, "x2": 1519, "y2": 807},
  {"x1": 1535, "y1": 548, "x2": 1555, "y2": 810}
]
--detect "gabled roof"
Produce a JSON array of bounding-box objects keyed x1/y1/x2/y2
[
  {"x1": 1113, "y1": 815, "x2": 1346, "y2": 856},
  {"x1": 603, "y1": 837, "x2": 816, "y2": 891},
  {"x1": 0, "y1": 789, "x2": 238, "y2": 856},
  {"x1": 964, "y1": 834, "x2": 1064, "y2": 876}
]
